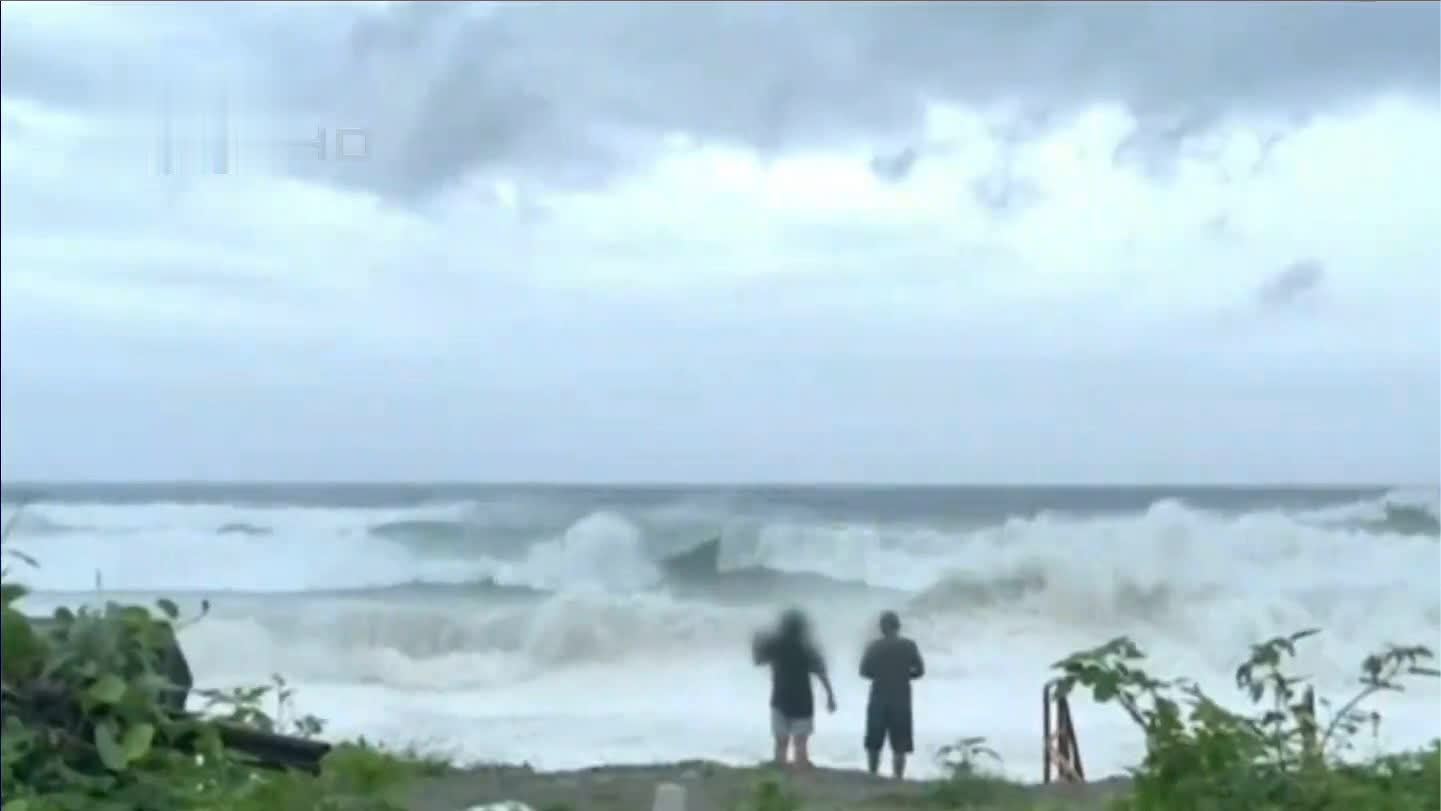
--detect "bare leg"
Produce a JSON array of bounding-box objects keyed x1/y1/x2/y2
[
  {"x1": 793, "y1": 735, "x2": 812, "y2": 769},
  {"x1": 772, "y1": 736, "x2": 789, "y2": 767},
  {"x1": 892, "y1": 752, "x2": 907, "y2": 780},
  {"x1": 866, "y1": 748, "x2": 881, "y2": 775}
]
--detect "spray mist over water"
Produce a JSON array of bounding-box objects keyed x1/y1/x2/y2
[{"x1": 6, "y1": 486, "x2": 1437, "y2": 777}]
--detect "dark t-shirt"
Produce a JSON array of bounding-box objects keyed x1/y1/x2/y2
[
  {"x1": 860, "y1": 635, "x2": 924, "y2": 707},
  {"x1": 754, "y1": 633, "x2": 826, "y2": 719}
]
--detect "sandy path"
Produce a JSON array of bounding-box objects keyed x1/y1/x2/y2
[{"x1": 403, "y1": 761, "x2": 1130, "y2": 811}]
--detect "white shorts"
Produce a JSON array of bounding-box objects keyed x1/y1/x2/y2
[{"x1": 771, "y1": 710, "x2": 814, "y2": 739}]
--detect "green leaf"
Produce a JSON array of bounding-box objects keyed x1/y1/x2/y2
[
  {"x1": 1, "y1": 606, "x2": 45, "y2": 681},
  {"x1": 121, "y1": 722, "x2": 155, "y2": 762},
  {"x1": 118, "y1": 605, "x2": 150, "y2": 626},
  {"x1": 155, "y1": 598, "x2": 180, "y2": 620},
  {"x1": 94, "y1": 720, "x2": 127, "y2": 771},
  {"x1": 0, "y1": 582, "x2": 28, "y2": 606},
  {"x1": 88, "y1": 673, "x2": 127, "y2": 705}
]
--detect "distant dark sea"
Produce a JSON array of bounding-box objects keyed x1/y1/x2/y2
[{"x1": 0, "y1": 480, "x2": 1397, "y2": 517}]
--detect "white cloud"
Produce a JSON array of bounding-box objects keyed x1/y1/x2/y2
[{"x1": 1, "y1": 3, "x2": 1437, "y2": 483}]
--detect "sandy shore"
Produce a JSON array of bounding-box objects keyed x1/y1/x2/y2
[{"x1": 404, "y1": 761, "x2": 1132, "y2": 811}]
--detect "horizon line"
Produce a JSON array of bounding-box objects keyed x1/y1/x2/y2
[{"x1": 0, "y1": 479, "x2": 1428, "y2": 490}]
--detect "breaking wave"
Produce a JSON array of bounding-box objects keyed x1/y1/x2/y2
[
  {"x1": 2, "y1": 489, "x2": 1434, "y2": 596},
  {"x1": 6, "y1": 487, "x2": 1435, "y2": 695}
]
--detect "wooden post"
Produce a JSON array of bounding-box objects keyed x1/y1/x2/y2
[{"x1": 1042, "y1": 683, "x2": 1053, "y2": 783}]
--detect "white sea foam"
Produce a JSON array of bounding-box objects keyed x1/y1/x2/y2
[{"x1": 7, "y1": 492, "x2": 1439, "y2": 779}]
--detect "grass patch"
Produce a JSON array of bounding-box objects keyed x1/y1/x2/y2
[{"x1": 740, "y1": 776, "x2": 805, "y2": 810}]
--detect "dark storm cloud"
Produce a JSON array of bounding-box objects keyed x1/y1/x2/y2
[
  {"x1": 3, "y1": 1, "x2": 1436, "y2": 200},
  {"x1": 1257, "y1": 258, "x2": 1327, "y2": 311},
  {"x1": 870, "y1": 147, "x2": 920, "y2": 183}
]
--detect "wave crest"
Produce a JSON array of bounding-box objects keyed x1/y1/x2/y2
[
  {"x1": 4, "y1": 490, "x2": 1435, "y2": 597},
  {"x1": 179, "y1": 593, "x2": 755, "y2": 689}
]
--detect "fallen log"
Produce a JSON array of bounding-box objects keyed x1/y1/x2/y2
[{"x1": 199, "y1": 721, "x2": 333, "y2": 774}]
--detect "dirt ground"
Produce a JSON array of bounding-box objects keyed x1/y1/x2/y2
[{"x1": 403, "y1": 760, "x2": 1131, "y2": 811}]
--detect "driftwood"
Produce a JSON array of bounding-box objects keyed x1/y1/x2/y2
[{"x1": 210, "y1": 723, "x2": 332, "y2": 774}]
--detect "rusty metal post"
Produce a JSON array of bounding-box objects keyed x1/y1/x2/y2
[
  {"x1": 1299, "y1": 686, "x2": 1318, "y2": 764},
  {"x1": 1042, "y1": 681, "x2": 1087, "y2": 785},
  {"x1": 1059, "y1": 695, "x2": 1086, "y2": 781},
  {"x1": 1042, "y1": 682, "x2": 1054, "y2": 783}
]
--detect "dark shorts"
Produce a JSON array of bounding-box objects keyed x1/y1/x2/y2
[{"x1": 865, "y1": 700, "x2": 913, "y2": 754}]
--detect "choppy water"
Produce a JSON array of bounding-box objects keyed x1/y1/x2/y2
[{"x1": 4, "y1": 483, "x2": 1437, "y2": 778}]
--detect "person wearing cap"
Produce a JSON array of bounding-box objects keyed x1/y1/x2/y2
[{"x1": 859, "y1": 610, "x2": 925, "y2": 779}]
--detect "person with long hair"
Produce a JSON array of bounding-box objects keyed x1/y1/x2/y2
[{"x1": 751, "y1": 607, "x2": 837, "y2": 769}]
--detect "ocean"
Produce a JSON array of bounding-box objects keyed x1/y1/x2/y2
[{"x1": 2, "y1": 483, "x2": 1438, "y2": 779}]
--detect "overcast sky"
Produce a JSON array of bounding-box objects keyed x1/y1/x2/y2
[{"x1": 1, "y1": 1, "x2": 1437, "y2": 484}]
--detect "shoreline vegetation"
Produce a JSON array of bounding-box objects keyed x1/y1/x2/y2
[{"x1": 2, "y1": 527, "x2": 1439, "y2": 811}]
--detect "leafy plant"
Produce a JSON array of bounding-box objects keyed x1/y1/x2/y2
[
  {"x1": 0, "y1": 530, "x2": 437, "y2": 811},
  {"x1": 926, "y1": 736, "x2": 1034, "y2": 809},
  {"x1": 198, "y1": 673, "x2": 327, "y2": 739},
  {"x1": 1050, "y1": 629, "x2": 1441, "y2": 811},
  {"x1": 936, "y1": 736, "x2": 1002, "y2": 778}
]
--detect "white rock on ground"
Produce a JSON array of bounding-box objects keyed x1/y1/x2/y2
[{"x1": 464, "y1": 803, "x2": 535, "y2": 811}]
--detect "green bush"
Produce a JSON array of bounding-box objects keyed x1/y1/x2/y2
[
  {"x1": 0, "y1": 530, "x2": 439, "y2": 811},
  {"x1": 926, "y1": 736, "x2": 1035, "y2": 808},
  {"x1": 1051, "y1": 629, "x2": 1441, "y2": 811},
  {"x1": 739, "y1": 777, "x2": 804, "y2": 811}
]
